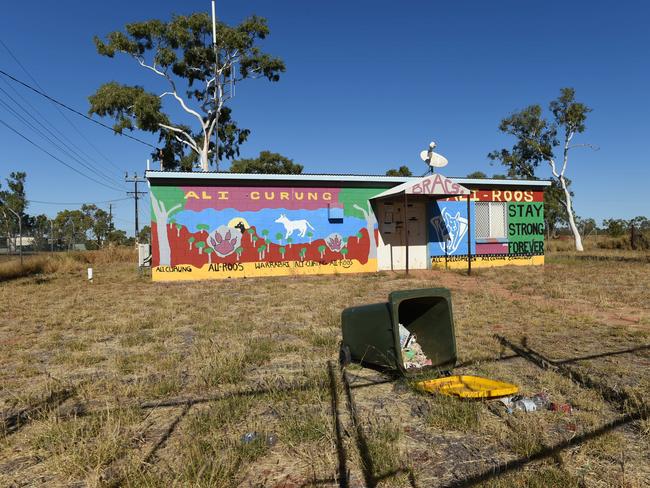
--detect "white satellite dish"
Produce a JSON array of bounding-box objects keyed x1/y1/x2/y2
[
  {"x1": 420, "y1": 141, "x2": 448, "y2": 169},
  {"x1": 428, "y1": 152, "x2": 448, "y2": 168}
]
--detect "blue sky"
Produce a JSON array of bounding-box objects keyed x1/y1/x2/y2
[{"x1": 1, "y1": 0, "x2": 648, "y2": 233}]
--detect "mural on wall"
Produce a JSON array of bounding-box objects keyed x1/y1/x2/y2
[
  {"x1": 430, "y1": 189, "x2": 545, "y2": 269},
  {"x1": 150, "y1": 185, "x2": 384, "y2": 280},
  {"x1": 429, "y1": 201, "x2": 476, "y2": 257}
]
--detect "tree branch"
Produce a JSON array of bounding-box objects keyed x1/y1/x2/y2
[
  {"x1": 159, "y1": 123, "x2": 200, "y2": 153},
  {"x1": 159, "y1": 92, "x2": 205, "y2": 129},
  {"x1": 568, "y1": 143, "x2": 599, "y2": 151},
  {"x1": 353, "y1": 204, "x2": 369, "y2": 219}
]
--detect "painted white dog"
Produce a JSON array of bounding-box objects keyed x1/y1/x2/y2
[{"x1": 274, "y1": 213, "x2": 315, "y2": 239}]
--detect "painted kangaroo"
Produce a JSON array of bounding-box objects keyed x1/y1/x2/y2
[{"x1": 274, "y1": 214, "x2": 315, "y2": 239}]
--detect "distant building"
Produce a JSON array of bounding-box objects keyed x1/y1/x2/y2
[
  {"x1": 7, "y1": 236, "x2": 35, "y2": 252},
  {"x1": 145, "y1": 171, "x2": 550, "y2": 281}
]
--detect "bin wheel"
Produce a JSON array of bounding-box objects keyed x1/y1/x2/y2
[{"x1": 339, "y1": 344, "x2": 351, "y2": 368}]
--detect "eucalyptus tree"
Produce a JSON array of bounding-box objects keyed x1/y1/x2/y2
[
  {"x1": 385, "y1": 166, "x2": 412, "y2": 177},
  {"x1": 89, "y1": 13, "x2": 285, "y2": 171},
  {"x1": 489, "y1": 88, "x2": 592, "y2": 251}
]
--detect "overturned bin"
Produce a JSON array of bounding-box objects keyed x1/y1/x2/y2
[{"x1": 339, "y1": 288, "x2": 457, "y2": 375}]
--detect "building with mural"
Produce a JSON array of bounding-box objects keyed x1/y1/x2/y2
[{"x1": 146, "y1": 172, "x2": 550, "y2": 281}]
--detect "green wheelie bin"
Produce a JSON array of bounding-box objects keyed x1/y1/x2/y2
[{"x1": 339, "y1": 288, "x2": 457, "y2": 375}]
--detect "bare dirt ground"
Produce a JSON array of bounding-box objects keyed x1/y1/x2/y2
[{"x1": 1, "y1": 253, "x2": 649, "y2": 487}]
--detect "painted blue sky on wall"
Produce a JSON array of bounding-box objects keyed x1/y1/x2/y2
[{"x1": 173, "y1": 207, "x2": 368, "y2": 245}]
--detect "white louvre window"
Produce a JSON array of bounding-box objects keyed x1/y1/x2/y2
[{"x1": 475, "y1": 202, "x2": 507, "y2": 239}]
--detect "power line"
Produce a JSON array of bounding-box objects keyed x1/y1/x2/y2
[
  {"x1": 0, "y1": 87, "x2": 126, "y2": 188},
  {"x1": 0, "y1": 73, "x2": 122, "y2": 181},
  {"x1": 0, "y1": 68, "x2": 157, "y2": 149},
  {"x1": 28, "y1": 197, "x2": 131, "y2": 206},
  {"x1": 0, "y1": 38, "x2": 124, "y2": 172},
  {"x1": 0, "y1": 117, "x2": 125, "y2": 192}
]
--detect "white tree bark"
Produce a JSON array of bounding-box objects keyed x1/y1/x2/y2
[
  {"x1": 547, "y1": 132, "x2": 583, "y2": 252},
  {"x1": 133, "y1": 55, "x2": 231, "y2": 172},
  {"x1": 151, "y1": 195, "x2": 182, "y2": 266},
  {"x1": 353, "y1": 202, "x2": 378, "y2": 259}
]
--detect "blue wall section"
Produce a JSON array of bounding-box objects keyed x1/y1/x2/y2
[{"x1": 428, "y1": 201, "x2": 476, "y2": 257}]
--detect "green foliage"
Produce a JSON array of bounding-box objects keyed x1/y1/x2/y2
[
  {"x1": 88, "y1": 83, "x2": 166, "y2": 134},
  {"x1": 603, "y1": 218, "x2": 628, "y2": 237},
  {"x1": 630, "y1": 216, "x2": 650, "y2": 231},
  {"x1": 576, "y1": 217, "x2": 597, "y2": 237},
  {"x1": 489, "y1": 87, "x2": 591, "y2": 180},
  {"x1": 81, "y1": 204, "x2": 113, "y2": 247},
  {"x1": 0, "y1": 171, "x2": 27, "y2": 240},
  {"x1": 230, "y1": 151, "x2": 303, "y2": 174},
  {"x1": 108, "y1": 229, "x2": 130, "y2": 246},
  {"x1": 150, "y1": 186, "x2": 185, "y2": 222},
  {"x1": 90, "y1": 13, "x2": 285, "y2": 170},
  {"x1": 550, "y1": 87, "x2": 591, "y2": 135},
  {"x1": 385, "y1": 165, "x2": 412, "y2": 176},
  {"x1": 53, "y1": 209, "x2": 92, "y2": 248},
  {"x1": 488, "y1": 104, "x2": 556, "y2": 178},
  {"x1": 338, "y1": 188, "x2": 383, "y2": 220},
  {"x1": 137, "y1": 225, "x2": 151, "y2": 243},
  {"x1": 466, "y1": 171, "x2": 487, "y2": 178},
  {"x1": 489, "y1": 88, "x2": 592, "y2": 251}
]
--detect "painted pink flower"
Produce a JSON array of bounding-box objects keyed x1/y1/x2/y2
[{"x1": 327, "y1": 235, "x2": 342, "y2": 252}]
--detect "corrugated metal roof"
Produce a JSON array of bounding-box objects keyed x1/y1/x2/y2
[{"x1": 145, "y1": 170, "x2": 552, "y2": 187}]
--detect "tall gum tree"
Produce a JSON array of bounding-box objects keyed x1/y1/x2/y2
[
  {"x1": 489, "y1": 88, "x2": 593, "y2": 251},
  {"x1": 89, "y1": 13, "x2": 285, "y2": 171}
]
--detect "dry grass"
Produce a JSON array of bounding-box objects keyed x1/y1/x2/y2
[
  {"x1": 1, "y1": 249, "x2": 649, "y2": 487},
  {"x1": 0, "y1": 247, "x2": 136, "y2": 282}
]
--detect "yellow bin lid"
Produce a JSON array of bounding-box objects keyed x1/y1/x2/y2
[{"x1": 415, "y1": 375, "x2": 518, "y2": 399}]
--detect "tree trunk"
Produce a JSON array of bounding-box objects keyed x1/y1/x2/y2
[
  {"x1": 559, "y1": 175, "x2": 583, "y2": 252},
  {"x1": 200, "y1": 142, "x2": 210, "y2": 172},
  {"x1": 156, "y1": 219, "x2": 172, "y2": 265},
  {"x1": 353, "y1": 202, "x2": 378, "y2": 259},
  {"x1": 151, "y1": 195, "x2": 181, "y2": 266}
]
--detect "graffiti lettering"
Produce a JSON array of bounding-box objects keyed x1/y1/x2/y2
[
  {"x1": 410, "y1": 174, "x2": 465, "y2": 195},
  {"x1": 508, "y1": 241, "x2": 544, "y2": 255},
  {"x1": 208, "y1": 263, "x2": 244, "y2": 272},
  {"x1": 432, "y1": 254, "x2": 540, "y2": 264},
  {"x1": 185, "y1": 190, "x2": 227, "y2": 200},
  {"x1": 508, "y1": 203, "x2": 543, "y2": 218},
  {"x1": 248, "y1": 190, "x2": 332, "y2": 202},
  {"x1": 156, "y1": 265, "x2": 193, "y2": 272},
  {"x1": 254, "y1": 262, "x2": 291, "y2": 269},
  {"x1": 292, "y1": 259, "x2": 353, "y2": 269},
  {"x1": 492, "y1": 190, "x2": 534, "y2": 202},
  {"x1": 508, "y1": 222, "x2": 545, "y2": 235}
]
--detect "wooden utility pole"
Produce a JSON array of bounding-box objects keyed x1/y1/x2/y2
[{"x1": 125, "y1": 173, "x2": 147, "y2": 240}]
